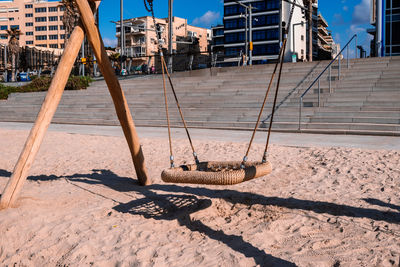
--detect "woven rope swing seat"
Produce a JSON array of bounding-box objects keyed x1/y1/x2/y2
[{"x1": 161, "y1": 161, "x2": 272, "y2": 185}]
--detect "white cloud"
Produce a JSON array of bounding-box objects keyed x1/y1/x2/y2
[
  {"x1": 352, "y1": 0, "x2": 370, "y2": 25},
  {"x1": 103, "y1": 37, "x2": 117, "y2": 48},
  {"x1": 350, "y1": 24, "x2": 366, "y2": 34},
  {"x1": 192, "y1": 11, "x2": 220, "y2": 27}
]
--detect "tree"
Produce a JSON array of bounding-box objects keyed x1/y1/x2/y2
[
  {"x1": 6, "y1": 28, "x2": 23, "y2": 82},
  {"x1": 60, "y1": 0, "x2": 79, "y2": 41}
]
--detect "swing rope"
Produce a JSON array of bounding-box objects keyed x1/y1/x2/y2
[
  {"x1": 242, "y1": 1, "x2": 297, "y2": 166},
  {"x1": 263, "y1": 38, "x2": 288, "y2": 163},
  {"x1": 145, "y1": 0, "x2": 199, "y2": 167},
  {"x1": 160, "y1": 57, "x2": 200, "y2": 165},
  {"x1": 263, "y1": 1, "x2": 296, "y2": 163},
  {"x1": 160, "y1": 48, "x2": 174, "y2": 167},
  {"x1": 241, "y1": 36, "x2": 286, "y2": 167}
]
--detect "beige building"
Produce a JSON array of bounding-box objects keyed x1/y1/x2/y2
[
  {"x1": 317, "y1": 14, "x2": 339, "y2": 59},
  {"x1": 116, "y1": 16, "x2": 208, "y2": 67},
  {"x1": 0, "y1": 0, "x2": 66, "y2": 49}
]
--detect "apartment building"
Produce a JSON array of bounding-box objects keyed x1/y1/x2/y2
[
  {"x1": 317, "y1": 14, "x2": 339, "y2": 60},
  {"x1": 116, "y1": 16, "x2": 208, "y2": 67},
  {"x1": 369, "y1": 0, "x2": 400, "y2": 56},
  {"x1": 0, "y1": 0, "x2": 66, "y2": 49}
]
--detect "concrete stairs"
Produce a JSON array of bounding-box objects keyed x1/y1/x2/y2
[
  {"x1": 286, "y1": 57, "x2": 400, "y2": 135},
  {"x1": 0, "y1": 57, "x2": 399, "y2": 136}
]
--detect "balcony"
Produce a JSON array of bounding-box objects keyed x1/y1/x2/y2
[
  {"x1": 124, "y1": 45, "x2": 147, "y2": 57},
  {"x1": 126, "y1": 27, "x2": 146, "y2": 35},
  {"x1": 318, "y1": 26, "x2": 329, "y2": 36}
]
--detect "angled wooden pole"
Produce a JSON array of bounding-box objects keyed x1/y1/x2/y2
[
  {"x1": 75, "y1": 0, "x2": 151, "y2": 186},
  {"x1": 0, "y1": 3, "x2": 101, "y2": 210}
]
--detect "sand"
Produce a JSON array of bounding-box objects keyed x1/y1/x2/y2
[{"x1": 0, "y1": 128, "x2": 399, "y2": 267}]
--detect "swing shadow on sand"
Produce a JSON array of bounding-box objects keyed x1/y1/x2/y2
[{"x1": 1, "y1": 168, "x2": 400, "y2": 266}]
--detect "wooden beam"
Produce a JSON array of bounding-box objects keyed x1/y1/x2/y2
[
  {"x1": 0, "y1": 3, "x2": 100, "y2": 210},
  {"x1": 75, "y1": 0, "x2": 151, "y2": 186}
]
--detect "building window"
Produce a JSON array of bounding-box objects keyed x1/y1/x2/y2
[
  {"x1": 37, "y1": 44, "x2": 47, "y2": 48},
  {"x1": 10, "y1": 25, "x2": 19, "y2": 30},
  {"x1": 25, "y1": 4, "x2": 33, "y2": 9},
  {"x1": 224, "y1": 5, "x2": 245, "y2": 16},
  {"x1": 266, "y1": 0, "x2": 280, "y2": 10},
  {"x1": 225, "y1": 47, "x2": 243, "y2": 56},
  {"x1": 214, "y1": 29, "x2": 224, "y2": 36},
  {"x1": 0, "y1": 34, "x2": 7, "y2": 39},
  {"x1": 253, "y1": 44, "x2": 280, "y2": 55},
  {"x1": 9, "y1": 18, "x2": 14, "y2": 21},
  {"x1": 264, "y1": 29, "x2": 279, "y2": 40},
  {"x1": 35, "y1": 17, "x2": 47, "y2": 22},
  {"x1": 26, "y1": 41, "x2": 33, "y2": 44},
  {"x1": 49, "y1": 25, "x2": 58, "y2": 31},
  {"x1": 60, "y1": 34, "x2": 65, "y2": 39},
  {"x1": 225, "y1": 32, "x2": 245, "y2": 43},
  {"x1": 49, "y1": 34, "x2": 58, "y2": 40},
  {"x1": 60, "y1": 16, "x2": 63, "y2": 21},
  {"x1": 49, "y1": 44, "x2": 58, "y2": 48},
  {"x1": 26, "y1": 32, "x2": 33, "y2": 36},
  {"x1": 60, "y1": 25, "x2": 65, "y2": 30},
  {"x1": 266, "y1": 14, "x2": 279, "y2": 25},
  {"x1": 224, "y1": 5, "x2": 237, "y2": 15},
  {"x1": 49, "y1": 16, "x2": 58, "y2": 21},
  {"x1": 49, "y1": 7, "x2": 58, "y2": 12},
  {"x1": 35, "y1": 7, "x2": 47, "y2": 13},
  {"x1": 301, "y1": 35, "x2": 304, "y2": 41},
  {"x1": 252, "y1": 2, "x2": 266, "y2": 12},
  {"x1": 0, "y1": 25, "x2": 7, "y2": 30},
  {"x1": 59, "y1": 6, "x2": 66, "y2": 12},
  {"x1": 25, "y1": 13, "x2": 33, "y2": 17},
  {"x1": 35, "y1": 26, "x2": 47, "y2": 31},
  {"x1": 214, "y1": 38, "x2": 224, "y2": 45},
  {"x1": 36, "y1": 35, "x2": 47, "y2": 40},
  {"x1": 225, "y1": 19, "x2": 238, "y2": 29},
  {"x1": 26, "y1": 22, "x2": 33, "y2": 27}
]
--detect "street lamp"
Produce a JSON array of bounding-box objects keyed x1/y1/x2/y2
[
  {"x1": 239, "y1": 11, "x2": 248, "y2": 65},
  {"x1": 168, "y1": 0, "x2": 173, "y2": 73},
  {"x1": 120, "y1": 0, "x2": 124, "y2": 71},
  {"x1": 233, "y1": 0, "x2": 257, "y2": 65}
]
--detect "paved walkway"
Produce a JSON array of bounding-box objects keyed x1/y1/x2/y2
[{"x1": 1, "y1": 122, "x2": 399, "y2": 151}]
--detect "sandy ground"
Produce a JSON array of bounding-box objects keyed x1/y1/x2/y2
[{"x1": 0, "y1": 128, "x2": 399, "y2": 267}]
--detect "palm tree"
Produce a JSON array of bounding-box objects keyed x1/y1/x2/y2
[
  {"x1": 60, "y1": 0, "x2": 79, "y2": 42},
  {"x1": 6, "y1": 28, "x2": 23, "y2": 82}
]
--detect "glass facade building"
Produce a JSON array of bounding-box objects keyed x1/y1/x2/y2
[
  {"x1": 370, "y1": 0, "x2": 400, "y2": 56},
  {"x1": 212, "y1": 0, "x2": 315, "y2": 65},
  {"x1": 222, "y1": 0, "x2": 281, "y2": 65},
  {"x1": 385, "y1": 0, "x2": 400, "y2": 55}
]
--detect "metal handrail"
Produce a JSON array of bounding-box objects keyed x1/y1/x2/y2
[{"x1": 298, "y1": 34, "x2": 358, "y2": 130}]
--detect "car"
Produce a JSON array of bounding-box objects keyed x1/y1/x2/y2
[{"x1": 18, "y1": 72, "x2": 31, "y2": 82}]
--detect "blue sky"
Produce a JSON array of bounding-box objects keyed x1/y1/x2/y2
[{"x1": 99, "y1": 0, "x2": 373, "y2": 56}]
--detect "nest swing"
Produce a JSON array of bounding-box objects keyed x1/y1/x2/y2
[
  {"x1": 144, "y1": 0, "x2": 293, "y2": 186},
  {"x1": 162, "y1": 161, "x2": 272, "y2": 185}
]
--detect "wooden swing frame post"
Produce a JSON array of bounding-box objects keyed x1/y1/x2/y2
[
  {"x1": 75, "y1": 0, "x2": 150, "y2": 186},
  {"x1": 0, "y1": 0, "x2": 150, "y2": 210}
]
